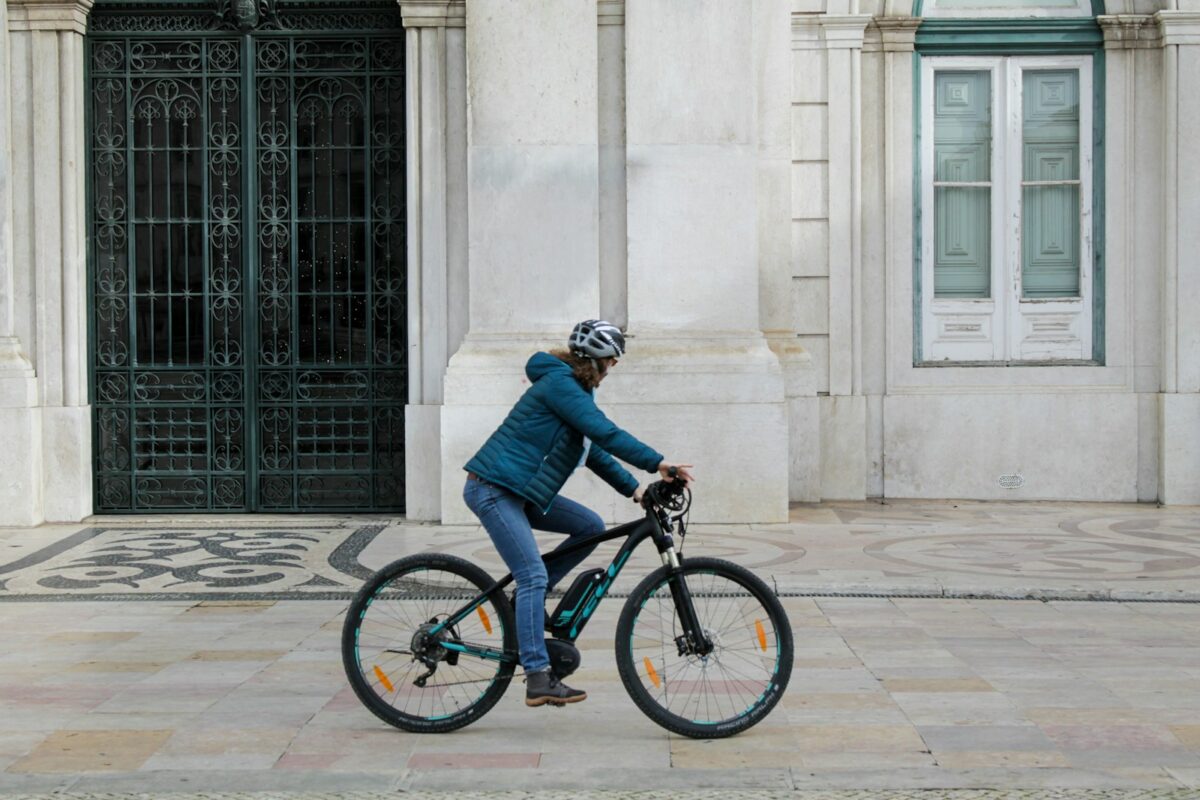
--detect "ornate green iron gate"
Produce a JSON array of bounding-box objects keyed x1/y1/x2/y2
[{"x1": 87, "y1": 0, "x2": 407, "y2": 512}]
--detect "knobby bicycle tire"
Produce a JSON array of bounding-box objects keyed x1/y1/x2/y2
[
  {"x1": 342, "y1": 553, "x2": 517, "y2": 733},
  {"x1": 615, "y1": 557, "x2": 793, "y2": 738}
]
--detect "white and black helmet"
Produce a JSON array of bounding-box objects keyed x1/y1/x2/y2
[{"x1": 568, "y1": 319, "x2": 625, "y2": 360}]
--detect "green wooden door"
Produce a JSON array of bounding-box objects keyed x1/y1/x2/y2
[{"x1": 87, "y1": 0, "x2": 407, "y2": 512}]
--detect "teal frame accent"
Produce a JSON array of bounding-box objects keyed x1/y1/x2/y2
[
  {"x1": 913, "y1": 52, "x2": 924, "y2": 362},
  {"x1": 912, "y1": 16, "x2": 1107, "y2": 365},
  {"x1": 915, "y1": 19, "x2": 1103, "y2": 52}
]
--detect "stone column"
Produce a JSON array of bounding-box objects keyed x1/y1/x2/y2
[
  {"x1": 439, "y1": 0, "x2": 602, "y2": 523},
  {"x1": 1157, "y1": 10, "x2": 1200, "y2": 503},
  {"x1": 398, "y1": 0, "x2": 466, "y2": 520},
  {"x1": 5, "y1": 0, "x2": 92, "y2": 524},
  {"x1": 624, "y1": 0, "x2": 788, "y2": 522},
  {"x1": 0, "y1": 0, "x2": 42, "y2": 525}
]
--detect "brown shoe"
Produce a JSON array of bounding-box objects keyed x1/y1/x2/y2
[{"x1": 525, "y1": 670, "x2": 587, "y2": 706}]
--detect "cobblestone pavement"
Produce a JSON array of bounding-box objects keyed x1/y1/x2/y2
[{"x1": 0, "y1": 501, "x2": 1199, "y2": 796}]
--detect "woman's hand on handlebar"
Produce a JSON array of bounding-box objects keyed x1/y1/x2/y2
[
  {"x1": 657, "y1": 462, "x2": 695, "y2": 485},
  {"x1": 632, "y1": 487, "x2": 645, "y2": 505}
]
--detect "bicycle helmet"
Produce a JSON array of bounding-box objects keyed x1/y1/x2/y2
[{"x1": 568, "y1": 319, "x2": 625, "y2": 360}]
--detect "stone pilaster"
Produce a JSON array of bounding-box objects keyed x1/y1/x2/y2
[
  {"x1": 819, "y1": 13, "x2": 871, "y2": 501},
  {"x1": 623, "y1": 1, "x2": 788, "y2": 522},
  {"x1": 439, "y1": 0, "x2": 604, "y2": 523},
  {"x1": 597, "y1": 0, "x2": 626, "y2": 329},
  {"x1": 4, "y1": 0, "x2": 93, "y2": 524},
  {"x1": 1156, "y1": 10, "x2": 1200, "y2": 503},
  {"x1": 0, "y1": 0, "x2": 42, "y2": 526},
  {"x1": 398, "y1": 0, "x2": 466, "y2": 520}
]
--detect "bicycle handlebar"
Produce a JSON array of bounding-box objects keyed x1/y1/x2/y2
[{"x1": 640, "y1": 471, "x2": 689, "y2": 513}]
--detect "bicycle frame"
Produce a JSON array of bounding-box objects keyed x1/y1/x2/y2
[{"x1": 427, "y1": 503, "x2": 707, "y2": 664}]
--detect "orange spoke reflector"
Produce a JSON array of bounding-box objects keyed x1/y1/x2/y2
[
  {"x1": 755, "y1": 619, "x2": 768, "y2": 652},
  {"x1": 477, "y1": 606, "x2": 493, "y2": 634},
  {"x1": 373, "y1": 665, "x2": 395, "y2": 693},
  {"x1": 644, "y1": 657, "x2": 661, "y2": 689}
]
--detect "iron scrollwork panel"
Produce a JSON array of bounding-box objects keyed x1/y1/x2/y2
[
  {"x1": 90, "y1": 29, "x2": 248, "y2": 512},
  {"x1": 88, "y1": 0, "x2": 405, "y2": 513},
  {"x1": 254, "y1": 33, "x2": 406, "y2": 512}
]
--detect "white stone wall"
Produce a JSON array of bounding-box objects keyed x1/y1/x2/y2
[
  {"x1": 782, "y1": 0, "x2": 1200, "y2": 505},
  {"x1": 1, "y1": 0, "x2": 1198, "y2": 524}
]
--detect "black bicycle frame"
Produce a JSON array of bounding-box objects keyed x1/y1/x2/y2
[{"x1": 428, "y1": 505, "x2": 708, "y2": 663}]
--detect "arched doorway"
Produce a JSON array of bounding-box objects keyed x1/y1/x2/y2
[{"x1": 87, "y1": 0, "x2": 407, "y2": 512}]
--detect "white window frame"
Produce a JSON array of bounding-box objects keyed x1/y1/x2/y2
[{"x1": 920, "y1": 54, "x2": 1093, "y2": 363}]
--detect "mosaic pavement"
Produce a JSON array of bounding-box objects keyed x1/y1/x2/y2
[
  {"x1": 1, "y1": 500, "x2": 1197, "y2": 600},
  {"x1": 4, "y1": 791, "x2": 1200, "y2": 799},
  {"x1": 0, "y1": 523, "x2": 382, "y2": 600}
]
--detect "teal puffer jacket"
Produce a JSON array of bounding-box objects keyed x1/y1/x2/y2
[{"x1": 464, "y1": 352, "x2": 664, "y2": 513}]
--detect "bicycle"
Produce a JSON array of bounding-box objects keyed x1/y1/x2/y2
[{"x1": 341, "y1": 470, "x2": 794, "y2": 738}]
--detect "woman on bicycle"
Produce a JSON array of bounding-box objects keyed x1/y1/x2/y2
[{"x1": 463, "y1": 320, "x2": 693, "y2": 707}]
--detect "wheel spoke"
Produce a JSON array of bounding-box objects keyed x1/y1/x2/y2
[
  {"x1": 619, "y1": 562, "x2": 791, "y2": 734},
  {"x1": 343, "y1": 558, "x2": 515, "y2": 732}
]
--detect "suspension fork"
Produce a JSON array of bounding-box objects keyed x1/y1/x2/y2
[
  {"x1": 667, "y1": 569, "x2": 714, "y2": 657},
  {"x1": 653, "y1": 513, "x2": 714, "y2": 657}
]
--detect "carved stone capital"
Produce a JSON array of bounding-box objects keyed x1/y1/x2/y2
[
  {"x1": 873, "y1": 15, "x2": 922, "y2": 52},
  {"x1": 1098, "y1": 14, "x2": 1160, "y2": 49},
  {"x1": 6, "y1": 0, "x2": 93, "y2": 34},
  {"x1": 792, "y1": 13, "x2": 823, "y2": 51},
  {"x1": 821, "y1": 14, "x2": 873, "y2": 49},
  {"x1": 1156, "y1": 10, "x2": 1200, "y2": 46},
  {"x1": 397, "y1": 0, "x2": 463, "y2": 29}
]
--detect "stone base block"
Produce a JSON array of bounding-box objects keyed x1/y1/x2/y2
[
  {"x1": 1160, "y1": 392, "x2": 1200, "y2": 504},
  {"x1": 820, "y1": 395, "x2": 867, "y2": 500},
  {"x1": 0, "y1": 406, "x2": 43, "y2": 526},
  {"x1": 883, "y1": 392, "x2": 1138, "y2": 501},
  {"x1": 789, "y1": 396, "x2": 820, "y2": 502},
  {"x1": 41, "y1": 405, "x2": 91, "y2": 522},
  {"x1": 405, "y1": 404, "x2": 442, "y2": 521}
]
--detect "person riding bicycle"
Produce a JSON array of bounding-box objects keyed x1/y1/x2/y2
[{"x1": 463, "y1": 320, "x2": 694, "y2": 707}]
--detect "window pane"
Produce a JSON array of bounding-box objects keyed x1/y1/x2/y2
[
  {"x1": 935, "y1": 187, "x2": 991, "y2": 298},
  {"x1": 1022, "y1": 69, "x2": 1081, "y2": 298},
  {"x1": 934, "y1": 70, "x2": 991, "y2": 298}
]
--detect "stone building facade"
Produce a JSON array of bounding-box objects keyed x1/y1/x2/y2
[{"x1": 0, "y1": 0, "x2": 1196, "y2": 526}]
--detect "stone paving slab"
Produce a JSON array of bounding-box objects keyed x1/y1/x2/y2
[
  {"x1": 1, "y1": 501, "x2": 1199, "y2": 795},
  {"x1": 2, "y1": 597, "x2": 1200, "y2": 791}
]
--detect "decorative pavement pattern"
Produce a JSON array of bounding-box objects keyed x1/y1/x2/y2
[
  {"x1": 3, "y1": 791, "x2": 1200, "y2": 799},
  {"x1": 0, "y1": 523, "x2": 383, "y2": 600},
  {"x1": 1, "y1": 500, "x2": 1198, "y2": 600}
]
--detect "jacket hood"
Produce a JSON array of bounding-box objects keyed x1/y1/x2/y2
[{"x1": 525, "y1": 351, "x2": 573, "y2": 383}]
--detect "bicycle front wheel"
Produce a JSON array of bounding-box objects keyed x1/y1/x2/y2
[
  {"x1": 615, "y1": 557, "x2": 793, "y2": 738},
  {"x1": 342, "y1": 554, "x2": 516, "y2": 733}
]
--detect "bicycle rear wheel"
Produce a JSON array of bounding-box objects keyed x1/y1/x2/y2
[
  {"x1": 342, "y1": 554, "x2": 516, "y2": 733},
  {"x1": 615, "y1": 557, "x2": 793, "y2": 738}
]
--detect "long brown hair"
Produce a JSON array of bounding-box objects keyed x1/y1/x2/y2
[{"x1": 550, "y1": 348, "x2": 604, "y2": 391}]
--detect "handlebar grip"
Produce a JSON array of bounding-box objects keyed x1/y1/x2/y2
[{"x1": 666, "y1": 465, "x2": 678, "y2": 479}]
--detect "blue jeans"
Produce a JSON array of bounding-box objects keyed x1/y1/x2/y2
[{"x1": 462, "y1": 476, "x2": 605, "y2": 673}]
